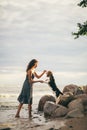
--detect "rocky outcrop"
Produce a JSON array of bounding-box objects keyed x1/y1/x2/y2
[
  {"x1": 74, "y1": 94, "x2": 87, "y2": 99},
  {"x1": 44, "y1": 101, "x2": 68, "y2": 117},
  {"x1": 56, "y1": 92, "x2": 74, "y2": 107},
  {"x1": 38, "y1": 95, "x2": 56, "y2": 111},
  {"x1": 68, "y1": 98, "x2": 84, "y2": 112},
  {"x1": 83, "y1": 85, "x2": 87, "y2": 94},
  {"x1": 63, "y1": 84, "x2": 79, "y2": 95},
  {"x1": 38, "y1": 84, "x2": 87, "y2": 118},
  {"x1": 66, "y1": 108, "x2": 84, "y2": 118},
  {"x1": 43, "y1": 101, "x2": 57, "y2": 116}
]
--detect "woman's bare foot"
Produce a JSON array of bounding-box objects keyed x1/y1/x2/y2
[{"x1": 15, "y1": 115, "x2": 20, "y2": 118}]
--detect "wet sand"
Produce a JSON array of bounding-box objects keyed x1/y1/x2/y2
[
  {"x1": 0, "y1": 107, "x2": 65, "y2": 130},
  {"x1": 59, "y1": 116, "x2": 87, "y2": 130},
  {"x1": 0, "y1": 107, "x2": 87, "y2": 130}
]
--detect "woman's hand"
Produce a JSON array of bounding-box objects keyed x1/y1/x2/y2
[
  {"x1": 43, "y1": 70, "x2": 47, "y2": 73},
  {"x1": 39, "y1": 80, "x2": 44, "y2": 83}
]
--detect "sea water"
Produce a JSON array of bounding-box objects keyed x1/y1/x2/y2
[
  {"x1": 0, "y1": 71, "x2": 87, "y2": 108},
  {"x1": 0, "y1": 84, "x2": 54, "y2": 108}
]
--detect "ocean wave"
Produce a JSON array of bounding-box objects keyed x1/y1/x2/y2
[
  {"x1": 0, "y1": 93, "x2": 18, "y2": 98},
  {"x1": 0, "y1": 101, "x2": 18, "y2": 110}
]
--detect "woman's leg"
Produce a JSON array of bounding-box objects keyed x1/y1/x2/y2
[
  {"x1": 28, "y1": 104, "x2": 32, "y2": 117},
  {"x1": 15, "y1": 103, "x2": 23, "y2": 117}
]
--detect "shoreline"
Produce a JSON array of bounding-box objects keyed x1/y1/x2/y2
[
  {"x1": 0, "y1": 84, "x2": 87, "y2": 130},
  {"x1": 0, "y1": 107, "x2": 65, "y2": 130},
  {"x1": 59, "y1": 116, "x2": 87, "y2": 130},
  {"x1": 0, "y1": 107, "x2": 87, "y2": 130}
]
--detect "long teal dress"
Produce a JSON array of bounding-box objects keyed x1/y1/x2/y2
[{"x1": 17, "y1": 73, "x2": 34, "y2": 105}]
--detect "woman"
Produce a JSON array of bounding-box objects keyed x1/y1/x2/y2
[{"x1": 15, "y1": 59, "x2": 46, "y2": 118}]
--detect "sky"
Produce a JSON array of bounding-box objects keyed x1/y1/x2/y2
[{"x1": 0, "y1": 0, "x2": 87, "y2": 86}]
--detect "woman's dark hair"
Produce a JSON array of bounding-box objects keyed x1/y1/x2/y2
[{"x1": 26, "y1": 59, "x2": 38, "y2": 72}]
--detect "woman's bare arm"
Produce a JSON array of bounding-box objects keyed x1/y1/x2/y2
[
  {"x1": 34, "y1": 70, "x2": 46, "y2": 79},
  {"x1": 27, "y1": 70, "x2": 44, "y2": 84}
]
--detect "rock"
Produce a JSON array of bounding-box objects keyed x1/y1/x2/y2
[
  {"x1": 81, "y1": 97, "x2": 87, "y2": 114},
  {"x1": 68, "y1": 99, "x2": 84, "y2": 112},
  {"x1": 66, "y1": 108, "x2": 84, "y2": 118},
  {"x1": 68, "y1": 96, "x2": 87, "y2": 115},
  {"x1": 76, "y1": 86, "x2": 84, "y2": 95},
  {"x1": 44, "y1": 101, "x2": 68, "y2": 117},
  {"x1": 63, "y1": 84, "x2": 78, "y2": 95},
  {"x1": 44, "y1": 101, "x2": 57, "y2": 116},
  {"x1": 82, "y1": 97, "x2": 87, "y2": 106},
  {"x1": 56, "y1": 92, "x2": 74, "y2": 107},
  {"x1": 38, "y1": 95, "x2": 56, "y2": 111},
  {"x1": 83, "y1": 85, "x2": 87, "y2": 94},
  {"x1": 74, "y1": 94, "x2": 87, "y2": 100},
  {"x1": 52, "y1": 105, "x2": 68, "y2": 117},
  {"x1": 84, "y1": 106, "x2": 87, "y2": 115}
]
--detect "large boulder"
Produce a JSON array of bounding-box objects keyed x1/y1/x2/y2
[
  {"x1": 56, "y1": 92, "x2": 74, "y2": 107},
  {"x1": 44, "y1": 101, "x2": 57, "y2": 116},
  {"x1": 74, "y1": 94, "x2": 87, "y2": 114},
  {"x1": 52, "y1": 105, "x2": 68, "y2": 117},
  {"x1": 82, "y1": 85, "x2": 87, "y2": 94},
  {"x1": 38, "y1": 95, "x2": 56, "y2": 111},
  {"x1": 74, "y1": 94, "x2": 87, "y2": 100},
  {"x1": 63, "y1": 84, "x2": 85, "y2": 96},
  {"x1": 63, "y1": 84, "x2": 78, "y2": 95},
  {"x1": 82, "y1": 97, "x2": 87, "y2": 115},
  {"x1": 68, "y1": 98, "x2": 84, "y2": 112},
  {"x1": 44, "y1": 101, "x2": 68, "y2": 117},
  {"x1": 66, "y1": 98, "x2": 86, "y2": 118},
  {"x1": 66, "y1": 108, "x2": 84, "y2": 118},
  {"x1": 76, "y1": 86, "x2": 84, "y2": 95}
]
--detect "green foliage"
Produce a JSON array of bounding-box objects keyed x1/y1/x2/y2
[
  {"x1": 72, "y1": 0, "x2": 87, "y2": 39},
  {"x1": 72, "y1": 21, "x2": 87, "y2": 39},
  {"x1": 78, "y1": 0, "x2": 87, "y2": 7}
]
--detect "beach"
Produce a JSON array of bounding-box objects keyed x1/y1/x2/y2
[
  {"x1": 0, "y1": 104, "x2": 65, "y2": 130},
  {"x1": 0, "y1": 105, "x2": 87, "y2": 130},
  {"x1": 0, "y1": 82, "x2": 87, "y2": 130},
  {"x1": 0, "y1": 84, "x2": 64, "y2": 130}
]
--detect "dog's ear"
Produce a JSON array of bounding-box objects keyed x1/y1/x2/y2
[{"x1": 47, "y1": 71, "x2": 52, "y2": 77}]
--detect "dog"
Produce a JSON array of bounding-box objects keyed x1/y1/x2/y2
[{"x1": 45, "y1": 71, "x2": 63, "y2": 98}]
